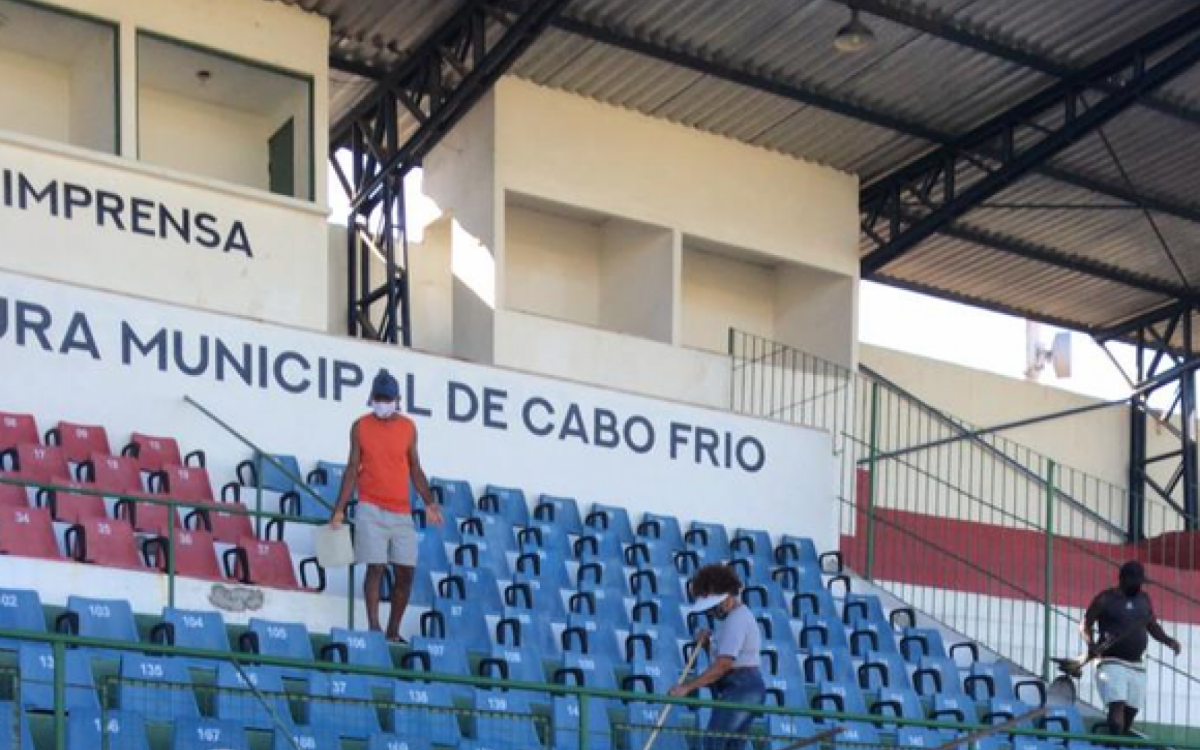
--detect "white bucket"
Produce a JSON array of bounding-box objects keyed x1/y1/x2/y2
[{"x1": 313, "y1": 525, "x2": 355, "y2": 568}]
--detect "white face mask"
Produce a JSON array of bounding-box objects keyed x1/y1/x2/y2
[{"x1": 372, "y1": 401, "x2": 398, "y2": 419}]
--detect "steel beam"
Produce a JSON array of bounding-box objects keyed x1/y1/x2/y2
[
  {"x1": 333, "y1": 0, "x2": 569, "y2": 344},
  {"x1": 550, "y1": 14, "x2": 1200, "y2": 234},
  {"x1": 860, "y1": 7, "x2": 1200, "y2": 275}
]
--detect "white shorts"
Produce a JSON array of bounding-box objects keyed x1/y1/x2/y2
[
  {"x1": 1096, "y1": 660, "x2": 1146, "y2": 710},
  {"x1": 354, "y1": 501, "x2": 418, "y2": 567}
]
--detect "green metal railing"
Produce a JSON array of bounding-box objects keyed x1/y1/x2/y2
[
  {"x1": 3, "y1": 628, "x2": 1196, "y2": 750},
  {"x1": 729, "y1": 329, "x2": 1200, "y2": 737}
]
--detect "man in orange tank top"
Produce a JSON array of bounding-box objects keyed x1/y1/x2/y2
[{"x1": 329, "y1": 369, "x2": 443, "y2": 641}]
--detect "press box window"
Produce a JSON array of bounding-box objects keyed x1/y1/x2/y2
[
  {"x1": 137, "y1": 33, "x2": 314, "y2": 201},
  {"x1": 0, "y1": 0, "x2": 117, "y2": 153}
]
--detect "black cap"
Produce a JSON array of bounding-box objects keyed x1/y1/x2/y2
[{"x1": 1119, "y1": 560, "x2": 1146, "y2": 583}]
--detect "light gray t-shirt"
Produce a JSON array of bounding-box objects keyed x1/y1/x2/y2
[{"x1": 713, "y1": 602, "x2": 762, "y2": 668}]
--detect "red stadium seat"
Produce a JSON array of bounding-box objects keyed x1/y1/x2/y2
[
  {"x1": 0, "y1": 478, "x2": 28, "y2": 510},
  {"x1": 145, "y1": 529, "x2": 223, "y2": 581},
  {"x1": 114, "y1": 499, "x2": 180, "y2": 537},
  {"x1": 0, "y1": 506, "x2": 63, "y2": 560},
  {"x1": 6, "y1": 444, "x2": 69, "y2": 484},
  {"x1": 154, "y1": 465, "x2": 215, "y2": 502},
  {"x1": 41, "y1": 477, "x2": 108, "y2": 524},
  {"x1": 123, "y1": 433, "x2": 191, "y2": 473},
  {"x1": 48, "y1": 422, "x2": 111, "y2": 464},
  {"x1": 224, "y1": 537, "x2": 323, "y2": 591},
  {"x1": 66, "y1": 517, "x2": 144, "y2": 570},
  {"x1": 192, "y1": 501, "x2": 254, "y2": 545},
  {"x1": 0, "y1": 412, "x2": 38, "y2": 451},
  {"x1": 81, "y1": 453, "x2": 144, "y2": 496}
]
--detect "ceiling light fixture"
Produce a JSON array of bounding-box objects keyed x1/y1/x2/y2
[{"x1": 834, "y1": 8, "x2": 876, "y2": 54}]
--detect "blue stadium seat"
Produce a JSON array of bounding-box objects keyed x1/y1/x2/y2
[
  {"x1": 843, "y1": 593, "x2": 888, "y2": 627},
  {"x1": 930, "y1": 693, "x2": 978, "y2": 723},
  {"x1": 775, "y1": 535, "x2": 820, "y2": 567},
  {"x1": 982, "y1": 698, "x2": 1035, "y2": 727},
  {"x1": 119, "y1": 654, "x2": 198, "y2": 720},
  {"x1": 532, "y1": 494, "x2": 583, "y2": 536},
  {"x1": 898, "y1": 727, "x2": 956, "y2": 748},
  {"x1": 562, "y1": 615, "x2": 622, "y2": 663},
  {"x1": 623, "y1": 701, "x2": 686, "y2": 750},
  {"x1": 760, "y1": 650, "x2": 807, "y2": 706},
  {"x1": 154, "y1": 607, "x2": 230, "y2": 653},
  {"x1": 327, "y1": 628, "x2": 393, "y2": 672},
  {"x1": 517, "y1": 523, "x2": 571, "y2": 560},
  {"x1": 624, "y1": 540, "x2": 675, "y2": 569},
  {"x1": 511, "y1": 564, "x2": 568, "y2": 620},
  {"x1": 215, "y1": 663, "x2": 292, "y2": 730},
  {"x1": 68, "y1": 708, "x2": 150, "y2": 750},
  {"x1": 307, "y1": 460, "x2": 346, "y2": 489},
  {"x1": 756, "y1": 610, "x2": 798, "y2": 653},
  {"x1": 481, "y1": 642, "x2": 546, "y2": 683},
  {"x1": 811, "y1": 679, "x2": 869, "y2": 714},
  {"x1": 914, "y1": 657, "x2": 965, "y2": 698},
  {"x1": 172, "y1": 718, "x2": 249, "y2": 750},
  {"x1": 556, "y1": 651, "x2": 618, "y2": 690},
  {"x1": 307, "y1": 672, "x2": 380, "y2": 739},
  {"x1": 409, "y1": 568, "x2": 436, "y2": 608},
  {"x1": 18, "y1": 643, "x2": 98, "y2": 712},
  {"x1": 272, "y1": 727, "x2": 341, "y2": 750},
  {"x1": 585, "y1": 504, "x2": 633, "y2": 543},
  {"x1": 626, "y1": 655, "x2": 676, "y2": 695},
  {"x1": 873, "y1": 687, "x2": 925, "y2": 724},
  {"x1": 0, "y1": 588, "x2": 44, "y2": 652},
  {"x1": 369, "y1": 734, "x2": 432, "y2": 750},
  {"x1": 900, "y1": 627, "x2": 948, "y2": 663},
  {"x1": 1043, "y1": 705, "x2": 1085, "y2": 734},
  {"x1": 245, "y1": 619, "x2": 314, "y2": 678},
  {"x1": 629, "y1": 567, "x2": 685, "y2": 603},
  {"x1": 835, "y1": 723, "x2": 881, "y2": 747},
  {"x1": 474, "y1": 690, "x2": 544, "y2": 749},
  {"x1": 480, "y1": 485, "x2": 528, "y2": 525},
  {"x1": 804, "y1": 646, "x2": 855, "y2": 683},
  {"x1": 239, "y1": 453, "x2": 301, "y2": 494},
  {"x1": 766, "y1": 713, "x2": 819, "y2": 749},
  {"x1": 731, "y1": 528, "x2": 774, "y2": 565},
  {"x1": 447, "y1": 562, "x2": 503, "y2": 611},
  {"x1": 966, "y1": 660, "x2": 1016, "y2": 701},
  {"x1": 859, "y1": 651, "x2": 911, "y2": 691},
  {"x1": 631, "y1": 599, "x2": 685, "y2": 640},
  {"x1": 553, "y1": 696, "x2": 612, "y2": 750},
  {"x1": 405, "y1": 634, "x2": 471, "y2": 677},
  {"x1": 62, "y1": 596, "x2": 138, "y2": 643},
  {"x1": 430, "y1": 478, "x2": 475, "y2": 519},
  {"x1": 422, "y1": 596, "x2": 491, "y2": 654},
  {"x1": 392, "y1": 680, "x2": 463, "y2": 747},
  {"x1": 458, "y1": 518, "x2": 515, "y2": 561},
  {"x1": 569, "y1": 587, "x2": 629, "y2": 631},
  {"x1": 636, "y1": 512, "x2": 683, "y2": 549},
  {"x1": 774, "y1": 564, "x2": 824, "y2": 595},
  {"x1": 741, "y1": 580, "x2": 787, "y2": 611},
  {"x1": 0, "y1": 701, "x2": 31, "y2": 750},
  {"x1": 282, "y1": 481, "x2": 337, "y2": 522},
  {"x1": 572, "y1": 533, "x2": 623, "y2": 567},
  {"x1": 800, "y1": 613, "x2": 849, "y2": 650},
  {"x1": 850, "y1": 621, "x2": 899, "y2": 657},
  {"x1": 498, "y1": 600, "x2": 560, "y2": 657},
  {"x1": 685, "y1": 520, "x2": 729, "y2": 557},
  {"x1": 577, "y1": 559, "x2": 628, "y2": 595},
  {"x1": 791, "y1": 588, "x2": 837, "y2": 619}
]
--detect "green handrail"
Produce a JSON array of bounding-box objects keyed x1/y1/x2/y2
[{"x1": 3, "y1": 627, "x2": 1194, "y2": 750}]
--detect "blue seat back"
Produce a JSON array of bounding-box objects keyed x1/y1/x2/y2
[
  {"x1": 898, "y1": 727, "x2": 953, "y2": 748},
  {"x1": 732, "y1": 528, "x2": 774, "y2": 563},
  {"x1": 484, "y1": 643, "x2": 544, "y2": 683},
  {"x1": 215, "y1": 663, "x2": 290, "y2": 730},
  {"x1": 560, "y1": 652, "x2": 617, "y2": 690},
  {"x1": 330, "y1": 628, "x2": 392, "y2": 670},
  {"x1": 309, "y1": 672, "x2": 380, "y2": 739},
  {"x1": 861, "y1": 651, "x2": 911, "y2": 691},
  {"x1": 801, "y1": 613, "x2": 849, "y2": 650},
  {"x1": 968, "y1": 660, "x2": 1015, "y2": 700},
  {"x1": 408, "y1": 635, "x2": 470, "y2": 676},
  {"x1": 480, "y1": 484, "x2": 528, "y2": 525},
  {"x1": 931, "y1": 694, "x2": 978, "y2": 723},
  {"x1": 392, "y1": 681, "x2": 462, "y2": 746},
  {"x1": 837, "y1": 723, "x2": 881, "y2": 748},
  {"x1": 804, "y1": 647, "x2": 855, "y2": 684},
  {"x1": 68, "y1": 709, "x2": 150, "y2": 750},
  {"x1": 18, "y1": 643, "x2": 97, "y2": 711},
  {"x1": 875, "y1": 687, "x2": 924, "y2": 721},
  {"x1": 163, "y1": 608, "x2": 230, "y2": 652},
  {"x1": 250, "y1": 619, "x2": 314, "y2": 661},
  {"x1": 586, "y1": 504, "x2": 633, "y2": 543},
  {"x1": 777, "y1": 535, "x2": 819, "y2": 566},
  {"x1": 272, "y1": 727, "x2": 341, "y2": 750},
  {"x1": 474, "y1": 690, "x2": 542, "y2": 749},
  {"x1": 686, "y1": 521, "x2": 729, "y2": 554},
  {"x1": 553, "y1": 696, "x2": 611, "y2": 750},
  {"x1": 844, "y1": 593, "x2": 888, "y2": 627},
  {"x1": 430, "y1": 478, "x2": 474, "y2": 518},
  {"x1": 534, "y1": 494, "x2": 582, "y2": 535},
  {"x1": 256, "y1": 454, "x2": 301, "y2": 494},
  {"x1": 812, "y1": 679, "x2": 867, "y2": 714},
  {"x1": 118, "y1": 655, "x2": 197, "y2": 720},
  {"x1": 767, "y1": 714, "x2": 818, "y2": 747},
  {"x1": 637, "y1": 513, "x2": 683, "y2": 549},
  {"x1": 0, "y1": 589, "x2": 43, "y2": 634},
  {"x1": 792, "y1": 588, "x2": 837, "y2": 618},
  {"x1": 427, "y1": 596, "x2": 491, "y2": 652},
  {"x1": 367, "y1": 734, "x2": 432, "y2": 750},
  {"x1": 0, "y1": 701, "x2": 31, "y2": 750},
  {"x1": 901, "y1": 627, "x2": 948, "y2": 662},
  {"x1": 67, "y1": 596, "x2": 138, "y2": 642},
  {"x1": 625, "y1": 701, "x2": 686, "y2": 750},
  {"x1": 172, "y1": 718, "x2": 248, "y2": 750},
  {"x1": 564, "y1": 612, "x2": 622, "y2": 662}
]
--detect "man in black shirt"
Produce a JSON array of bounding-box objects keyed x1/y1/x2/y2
[{"x1": 1081, "y1": 561, "x2": 1181, "y2": 735}]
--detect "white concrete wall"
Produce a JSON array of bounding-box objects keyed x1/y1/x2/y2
[
  {"x1": 505, "y1": 202, "x2": 602, "y2": 327},
  {"x1": 0, "y1": 49, "x2": 70, "y2": 144},
  {"x1": 139, "y1": 88, "x2": 273, "y2": 191},
  {"x1": 598, "y1": 220, "x2": 677, "y2": 345},
  {"x1": 68, "y1": 34, "x2": 118, "y2": 153},
  {"x1": 682, "y1": 245, "x2": 776, "y2": 354}
]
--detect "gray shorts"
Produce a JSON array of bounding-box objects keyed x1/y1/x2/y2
[
  {"x1": 354, "y1": 501, "x2": 418, "y2": 567},
  {"x1": 1097, "y1": 660, "x2": 1146, "y2": 710}
]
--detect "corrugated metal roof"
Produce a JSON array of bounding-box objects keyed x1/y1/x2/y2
[{"x1": 292, "y1": 0, "x2": 1200, "y2": 344}]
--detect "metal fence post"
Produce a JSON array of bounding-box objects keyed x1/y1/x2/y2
[
  {"x1": 578, "y1": 692, "x2": 589, "y2": 750},
  {"x1": 1043, "y1": 459, "x2": 1056, "y2": 681},
  {"x1": 254, "y1": 452, "x2": 264, "y2": 538},
  {"x1": 168, "y1": 503, "x2": 177, "y2": 609},
  {"x1": 53, "y1": 639, "x2": 65, "y2": 750},
  {"x1": 865, "y1": 379, "x2": 881, "y2": 580}
]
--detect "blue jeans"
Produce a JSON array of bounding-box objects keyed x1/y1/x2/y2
[{"x1": 705, "y1": 668, "x2": 766, "y2": 750}]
